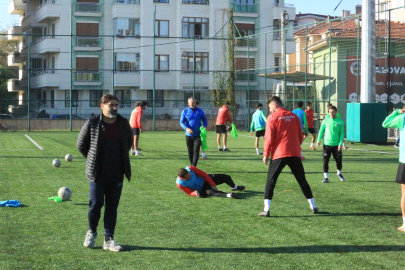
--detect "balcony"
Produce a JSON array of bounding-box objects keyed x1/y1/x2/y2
[
  {"x1": 112, "y1": 1, "x2": 140, "y2": 17},
  {"x1": 182, "y1": 0, "x2": 209, "y2": 4},
  {"x1": 8, "y1": 79, "x2": 24, "y2": 92},
  {"x1": 114, "y1": 0, "x2": 140, "y2": 4},
  {"x1": 8, "y1": 25, "x2": 22, "y2": 41},
  {"x1": 34, "y1": 36, "x2": 64, "y2": 54},
  {"x1": 74, "y1": 3, "x2": 102, "y2": 17},
  {"x1": 8, "y1": 52, "x2": 22, "y2": 67},
  {"x1": 30, "y1": 70, "x2": 67, "y2": 88},
  {"x1": 36, "y1": 0, "x2": 61, "y2": 23},
  {"x1": 8, "y1": 0, "x2": 26, "y2": 15},
  {"x1": 21, "y1": 12, "x2": 36, "y2": 31},
  {"x1": 73, "y1": 71, "x2": 102, "y2": 86},
  {"x1": 74, "y1": 37, "x2": 102, "y2": 51},
  {"x1": 233, "y1": 3, "x2": 258, "y2": 14},
  {"x1": 235, "y1": 37, "x2": 258, "y2": 51},
  {"x1": 273, "y1": 3, "x2": 294, "y2": 8}
]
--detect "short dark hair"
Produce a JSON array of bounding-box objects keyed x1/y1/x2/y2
[
  {"x1": 135, "y1": 102, "x2": 141, "y2": 107},
  {"x1": 100, "y1": 94, "x2": 118, "y2": 107},
  {"x1": 327, "y1": 103, "x2": 333, "y2": 109},
  {"x1": 178, "y1": 168, "x2": 189, "y2": 178},
  {"x1": 267, "y1": 96, "x2": 283, "y2": 106},
  {"x1": 297, "y1": 101, "x2": 304, "y2": 108},
  {"x1": 307, "y1": 101, "x2": 312, "y2": 106},
  {"x1": 329, "y1": 106, "x2": 337, "y2": 112},
  {"x1": 257, "y1": 103, "x2": 263, "y2": 108},
  {"x1": 195, "y1": 101, "x2": 200, "y2": 106},
  {"x1": 225, "y1": 101, "x2": 231, "y2": 106},
  {"x1": 140, "y1": 101, "x2": 148, "y2": 107}
]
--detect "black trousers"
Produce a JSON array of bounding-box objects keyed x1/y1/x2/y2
[
  {"x1": 186, "y1": 136, "x2": 201, "y2": 167},
  {"x1": 265, "y1": 157, "x2": 313, "y2": 200},
  {"x1": 323, "y1": 145, "x2": 342, "y2": 172},
  {"x1": 200, "y1": 174, "x2": 236, "y2": 197},
  {"x1": 88, "y1": 178, "x2": 123, "y2": 238}
]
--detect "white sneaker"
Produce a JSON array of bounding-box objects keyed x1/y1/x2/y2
[
  {"x1": 131, "y1": 150, "x2": 135, "y2": 155},
  {"x1": 103, "y1": 237, "x2": 123, "y2": 252},
  {"x1": 135, "y1": 153, "x2": 143, "y2": 156},
  {"x1": 83, "y1": 230, "x2": 97, "y2": 248}
]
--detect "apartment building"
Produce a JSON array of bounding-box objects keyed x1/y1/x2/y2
[{"x1": 7, "y1": 0, "x2": 295, "y2": 119}]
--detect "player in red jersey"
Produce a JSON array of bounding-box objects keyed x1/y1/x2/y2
[
  {"x1": 305, "y1": 102, "x2": 317, "y2": 150},
  {"x1": 258, "y1": 96, "x2": 318, "y2": 217},
  {"x1": 216, "y1": 102, "x2": 232, "y2": 151}
]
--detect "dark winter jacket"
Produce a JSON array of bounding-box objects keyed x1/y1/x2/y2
[{"x1": 77, "y1": 114, "x2": 133, "y2": 182}]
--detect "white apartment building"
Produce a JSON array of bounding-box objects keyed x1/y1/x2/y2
[
  {"x1": 7, "y1": 0, "x2": 295, "y2": 119},
  {"x1": 376, "y1": 0, "x2": 405, "y2": 22}
]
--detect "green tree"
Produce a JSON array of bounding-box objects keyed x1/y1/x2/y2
[{"x1": 0, "y1": 30, "x2": 19, "y2": 113}]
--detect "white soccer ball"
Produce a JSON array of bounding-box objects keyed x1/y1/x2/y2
[
  {"x1": 65, "y1": 154, "x2": 73, "y2": 162},
  {"x1": 58, "y1": 187, "x2": 72, "y2": 201},
  {"x1": 52, "y1": 159, "x2": 61, "y2": 167}
]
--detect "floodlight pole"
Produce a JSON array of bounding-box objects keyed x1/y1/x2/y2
[{"x1": 361, "y1": 0, "x2": 376, "y2": 103}]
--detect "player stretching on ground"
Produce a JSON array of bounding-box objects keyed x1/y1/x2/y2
[
  {"x1": 382, "y1": 105, "x2": 405, "y2": 232},
  {"x1": 305, "y1": 102, "x2": 317, "y2": 150},
  {"x1": 216, "y1": 102, "x2": 232, "y2": 151},
  {"x1": 292, "y1": 101, "x2": 308, "y2": 160},
  {"x1": 176, "y1": 166, "x2": 245, "y2": 198},
  {"x1": 250, "y1": 103, "x2": 267, "y2": 155},
  {"x1": 180, "y1": 97, "x2": 207, "y2": 167},
  {"x1": 130, "y1": 101, "x2": 147, "y2": 156},
  {"x1": 317, "y1": 105, "x2": 345, "y2": 183},
  {"x1": 258, "y1": 96, "x2": 318, "y2": 217}
]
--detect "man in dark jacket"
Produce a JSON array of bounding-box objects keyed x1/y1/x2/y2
[{"x1": 77, "y1": 93, "x2": 133, "y2": 252}]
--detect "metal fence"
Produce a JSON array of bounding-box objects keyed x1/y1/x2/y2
[{"x1": 1, "y1": 4, "x2": 405, "y2": 132}]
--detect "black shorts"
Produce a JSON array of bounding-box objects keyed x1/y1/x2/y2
[
  {"x1": 323, "y1": 145, "x2": 341, "y2": 160},
  {"x1": 396, "y1": 163, "x2": 405, "y2": 184},
  {"x1": 256, "y1": 130, "x2": 265, "y2": 137},
  {"x1": 216, "y1": 125, "x2": 227, "y2": 134},
  {"x1": 308, "y1": 128, "x2": 316, "y2": 135},
  {"x1": 132, "y1": 128, "x2": 140, "y2": 136}
]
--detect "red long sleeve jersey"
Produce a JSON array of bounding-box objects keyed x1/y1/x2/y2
[
  {"x1": 176, "y1": 166, "x2": 216, "y2": 196},
  {"x1": 263, "y1": 108, "x2": 302, "y2": 160},
  {"x1": 216, "y1": 106, "x2": 232, "y2": 125},
  {"x1": 130, "y1": 107, "x2": 143, "y2": 129}
]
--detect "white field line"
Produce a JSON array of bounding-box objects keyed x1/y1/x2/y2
[
  {"x1": 24, "y1": 135, "x2": 44, "y2": 150},
  {"x1": 239, "y1": 136, "x2": 397, "y2": 155},
  {"x1": 0, "y1": 149, "x2": 38, "y2": 151}
]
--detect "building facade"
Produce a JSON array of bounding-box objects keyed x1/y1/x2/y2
[{"x1": 7, "y1": 0, "x2": 295, "y2": 120}]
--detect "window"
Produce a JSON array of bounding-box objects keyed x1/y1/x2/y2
[
  {"x1": 89, "y1": 90, "x2": 103, "y2": 107},
  {"x1": 154, "y1": 0, "x2": 169, "y2": 2},
  {"x1": 274, "y1": 56, "x2": 280, "y2": 72},
  {"x1": 246, "y1": 90, "x2": 259, "y2": 108},
  {"x1": 147, "y1": 90, "x2": 164, "y2": 107},
  {"x1": 116, "y1": 90, "x2": 132, "y2": 107},
  {"x1": 42, "y1": 91, "x2": 46, "y2": 106},
  {"x1": 76, "y1": 57, "x2": 99, "y2": 82},
  {"x1": 181, "y1": 52, "x2": 209, "y2": 73},
  {"x1": 182, "y1": 17, "x2": 209, "y2": 38},
  {"x1": 31, "y1": 58, "x2": 42, "y2": 76},
  {"x1": 155, "y1": 20, "x2": 169, "y2": 37},
  {"x1": 65, "y1": 90, "x2": 79, "y2": 107},
  {"x1": 115, "y1": 53, "x2": 140, "y2": 72},
  {"x1": 76, "y1": 22, "x2": 99, "y2": 47},
  {"x1": 182, "y1": 0, "x2": 209, "y2": 4},
  {"x1": 114, "y1": 18, "x2": 140, "y2": 37},
  {"x1": 51, "y1": 90, "x2": 54, "y2": 108},
  {"x1": 273, "y1": 20, "x2": 280, "y2": 40},
  {"x1": 155, "y1": 55, "x2": 169, "y2": 72}
]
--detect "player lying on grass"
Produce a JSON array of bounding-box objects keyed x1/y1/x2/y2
[{"x1": 176, "y1": 166, "x2": 245, "y2": 198}]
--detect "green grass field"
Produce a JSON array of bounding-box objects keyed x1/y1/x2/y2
[{"x1": 1, "y1": 131, "x2": 405, "y2": 269}]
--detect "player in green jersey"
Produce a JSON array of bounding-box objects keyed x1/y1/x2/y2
[{"x1": 317, "y1": 105, "x2": 345, "y2": 183}]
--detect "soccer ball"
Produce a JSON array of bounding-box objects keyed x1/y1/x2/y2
[
  {"x1": 58, "y1": 187, "x2": 72, "y2": 201},
  {"x1": 65, "y1": 154, "x2": 73, "y2": 162},
  {"x1": 52, "y1": 159, "x2": 61, "y2": 167}
]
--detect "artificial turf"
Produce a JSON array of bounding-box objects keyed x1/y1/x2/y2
[{"x1": 1, "y1": 131, "x2": 404, "y2": 269}]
